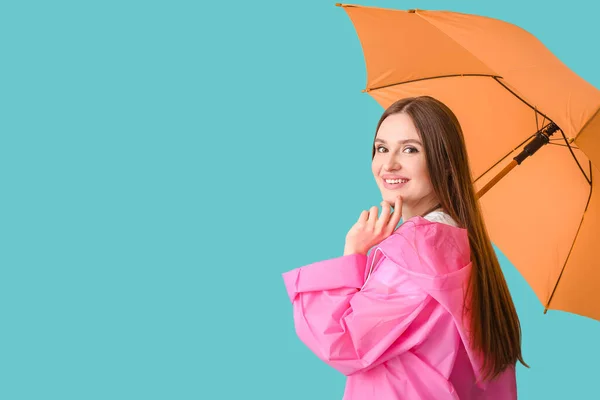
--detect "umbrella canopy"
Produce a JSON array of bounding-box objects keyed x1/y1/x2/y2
[{"x1": 337, "y1": 3, "x2": 600, "y2": 320}]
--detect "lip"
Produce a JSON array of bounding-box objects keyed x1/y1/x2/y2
[
  {"x1": 382, "y1": 176, "x2": 410, "y2": 190},
  {"x1": 382, "y1": 174, "x2": 409, "y2": 180}
]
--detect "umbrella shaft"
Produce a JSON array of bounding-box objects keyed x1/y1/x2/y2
[
  {"x1": 476, "y1": 123, "x2": 559, "y2": 199},
  {"x1": 476, "y1": 160, "x2": 518, "y2": 199}
]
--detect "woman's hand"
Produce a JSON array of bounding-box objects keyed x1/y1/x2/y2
[{"x1": 343, "y1": 195, "x2": 403, "y2": 256}]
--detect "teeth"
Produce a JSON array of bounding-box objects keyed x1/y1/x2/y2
[{"x1": 385, "y1": 179, "x2": 408, "y2": 184}]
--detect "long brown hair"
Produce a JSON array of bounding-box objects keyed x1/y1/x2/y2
[{"x1": 372, "y1": 96, "x2": 527, "y2": 381}]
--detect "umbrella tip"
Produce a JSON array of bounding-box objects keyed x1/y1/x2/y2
[{"x1": 335, "y1": 2, "x2": 343, "y2": 6}]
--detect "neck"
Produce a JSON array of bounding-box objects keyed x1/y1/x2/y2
[{"x1": 402, "y1": 200, "x2": 442, "y2": 221}]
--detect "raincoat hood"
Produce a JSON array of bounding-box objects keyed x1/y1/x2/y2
[{"x1": 378, "y1": 216, "x2": 486, "y2": 388}]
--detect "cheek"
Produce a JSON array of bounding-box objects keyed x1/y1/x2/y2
[
  {"x1": 420, "y1": 174, "x2": 436, "y2": 194},
  {"x1": 371, "y1": 160, "x2": 380, "y2": 175},
  {"x1": 414, "y1": 163, "x2": 434, "y2": 190},
  {"x1": 416, "y1": 159, "x2": 431, "y2": 179}
]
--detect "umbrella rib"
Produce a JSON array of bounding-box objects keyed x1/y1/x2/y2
[
  {"x1": 492, "y1": 77, "x2": 554, "y2": 123},
  {"x1": 534, "y1": 107, "x2": 547, "y2": 136},
  {"x1": 492, "y1": 77, "x2": 592, "y2": 185},
  {"x1": 548, "y1": 142, "x2": 580, "y2": 150},
  {"x1": 573, "y1": 105, "x2": 600, "y2": 142},
  {"x1": 363, "y1": 74, "x2": 502, "y2": 92},
  {"x1": 544, "y1": 161, "x2": 594, "y2": 313},
  {"x1": 557, "y1": 128, "x2": 592, "y2": 184}
]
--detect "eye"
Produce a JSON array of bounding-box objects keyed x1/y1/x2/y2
[{"x1": 374, "y1": 145, "x2": 419, "y2": 154}]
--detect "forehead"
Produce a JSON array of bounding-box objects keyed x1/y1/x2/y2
[{"x1": 375, "y1": 113, "x2": 421, "y2": 143}]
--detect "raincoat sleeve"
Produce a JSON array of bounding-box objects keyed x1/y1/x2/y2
[{"x1": 282, "y1": 250, "x2": 430, "y2": 376}]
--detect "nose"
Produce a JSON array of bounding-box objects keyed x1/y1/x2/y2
[{"x1": 384, "y1": 154, "x2": 402, "y2": 171}]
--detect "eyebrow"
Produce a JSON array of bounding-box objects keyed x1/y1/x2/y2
[{"x1": 374, "y1": 138, "x2": 422, "y2": 145}]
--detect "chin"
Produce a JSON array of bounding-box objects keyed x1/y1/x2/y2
[
  {"x1": 382, "y1": 191, "x2": 402, "y2": 200},
  {"x1": 382, "y1": 197, "x2": 396, "y2": 206}
]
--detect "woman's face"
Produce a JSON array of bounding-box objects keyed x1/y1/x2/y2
[{"x1": 371, "y1": 112, "x2": 438, "y2": 209}]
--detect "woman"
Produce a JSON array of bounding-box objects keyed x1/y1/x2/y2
[{"x1": 281, "y1": 96, "x2": 527, "y2": 399}]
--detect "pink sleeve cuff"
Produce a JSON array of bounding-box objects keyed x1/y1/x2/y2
[{"x1": 282, "y1": 253, "x2": 368, "y2": 302}]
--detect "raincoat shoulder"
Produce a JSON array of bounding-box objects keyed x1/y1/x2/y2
[{"x1": 377, "y1": 215, "x2": 472, "y2": 281}]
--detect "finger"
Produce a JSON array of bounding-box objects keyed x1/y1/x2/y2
[
  {"x1": 387, "y1": 196, "x2": 403, "y2": 232},
  {"x1": 375, "y1": 201, "x2": 391, "y2": 232},
  {"x1": 367, "y1": 206, "x2": 378, "y2": 230},
  {"x1": 357, "y1": 210, "x2": 369, "y2": 224}
]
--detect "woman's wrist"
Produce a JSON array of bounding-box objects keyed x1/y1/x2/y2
[{"x1": 343, "y1": 247, "x2": 366, "y2": 257}]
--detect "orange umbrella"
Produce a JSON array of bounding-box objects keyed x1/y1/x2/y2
[{"x1": 336, "y1": 3, "x2": 600, "y2": 320}]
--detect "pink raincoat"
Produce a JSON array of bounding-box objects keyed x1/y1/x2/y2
[{"x1": 282, "y1": 216, "x2": 517, "y2": 399}]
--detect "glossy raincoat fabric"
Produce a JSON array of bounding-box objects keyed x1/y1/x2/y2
[{"x1": 282, "y1": 216, "x2": 516, "y2": 399}]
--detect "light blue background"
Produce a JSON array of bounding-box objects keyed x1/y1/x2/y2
[{"x1": 1, "y1": 0, "x2": 598, "y2": 398}]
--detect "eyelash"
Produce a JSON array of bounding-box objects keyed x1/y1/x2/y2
[{"x1": 375, "y1": 145, "x2": 418, "y2": 154}]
